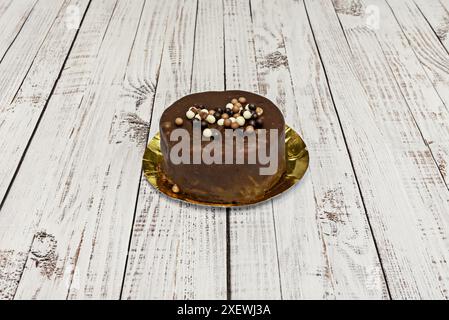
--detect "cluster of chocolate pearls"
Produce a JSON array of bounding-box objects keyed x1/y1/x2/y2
[{"x1": 178, "y1": 97, "x2": 264, "y2": 137}]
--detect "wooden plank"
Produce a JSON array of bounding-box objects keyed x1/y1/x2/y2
[
  {"x1": 414, "y1": 0, "x2": 449, "y2": 51},
  {"x1": 223, "y1": 0, "x2": 281, "y2": 299},
  {"x1": 0, "y1": 0, "x2": 36, "y2": 60},
  {"x1": 355, "y1": 0, "x2": 449, "y2": 185},
  {"x1": 0, "y1": 0, "x2": 91, "y2": 203},
  {"x1": 0, "y1": 0, "x2": 164, "y2": 300},
  {"x1": 121, "y1": 0, "x2": 228, "y2": 300},
  {"x1": 386, "y1": 0, "x2": 449, "y2": 120},
  {"x1": 251, "y1": 0, "x2": 388, "y2": 299},
  {"x1": 343, "y1": 0, "x2": 449, "y2": 295},
  {"x1": 305, "y1": 0, "x2": 449, "y2": 299},
  {"x1": 0, "y1": 0, "x2": 66, "y2": 202}
]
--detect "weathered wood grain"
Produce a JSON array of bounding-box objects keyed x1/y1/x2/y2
[
  {"x1": 0, "y1": 0, "x2": 67, "y2": 204},
  {"x1": 223, "y1": 0, "x2": 281, "y2": 300},
  {"x1": 121, "y1": 0, "x2": 228, "y2": 300},
  {"x1": 0, "y1": 0, "x2": 91, "y2": 210},
  {"x1": 251, "y1": 0, "x2": 388, "y2": 299},
  {"x1": 387, "y1": 0, "x2": 449, "y2": 122},
  {"x1": 0, "y1": 0, "x2": 165, "y2": 300},
  {"x1": 305, "y1": 0, "x2": 449, "y2": 299},
  {"x1": 357, "y1": 0, "x2": 449, "y2": 184},
  {"x1": 0, "y1": 0, "x2": 92, "y2": 300}
]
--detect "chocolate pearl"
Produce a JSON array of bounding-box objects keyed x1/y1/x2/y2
[
  {"x1": 225, "y1": 109, "x2": 233, "y2": 116},
  {"x1": 232, "y1": 105, "x2": 240, "y2": 114},
  {"x1": 248, "y1": 119, "x2": 256, "y2": 127},
  {"x1": 236, "y1": 116, "x2": 245, "y2": 126},
  {"x1": 203, "y1": 128, "x2": 213, "y2": 138},
  {"x1": 206, "y1": 114, "x2": 216, "y2": 124},
  {"x1": 201, "y1": 120, "x2": 208, "y2": 129},
  {"x1": 162, "y1": 121, "x2": 171, "y2": 130},
  {"x1": 238, "y1": 97, "x2": 247, "y2": 104},
  {"x1": 245, "y1": 125, "x2": 255, "y2": 134},
  {"x1": 248, "y1": 104, "x2": 256, "y2": 111},
  {"x1": 200, "y1": 110, "x2": 208, "y2": 120},
  {"x1": 175, "y1": 117, "x2": 183, "y2": 126},
  {"x1": 231, "y1": 98, "x2": 238, "y2": 105},
  {"x1": 172, "y1": 184, "x2": 180, "y2": 193},
  {"x1": 224, "y1": 119, "x2": 232, "y2": 127},
  {"x1": 231, "y1": 122, "x2": 240, "y2": 129},
  {"x1": 251, "y1": 112, "x2": 258, "y2": 119},
  {"x1": 256, "y1": 117, "x2": 264, "y2": 128},
  {"x1": 186, "y1": 110, "x2": 195, "y2": 119},
  {"x1": 217, "y1": 107, "x2": 223, "y2": 114},
  {"x1": 221, "y1": 113, "x2": 229, "y2": 119}
]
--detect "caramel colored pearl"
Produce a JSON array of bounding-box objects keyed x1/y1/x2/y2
[
  {"x1": 200, "y1": 111, "x2": 208, "y2": 120},
  {"x1": 209, "y1": 109, "x2": 216, "y2": 115},
  {"x1": 175, "y1": 118, "x2": 183, "y2": 126},
  {"x1": 221, "y1": 113, "x2": 229, "y2": 119},
  {"x1": 245, "y1": 125, "x2": 255, "y2": 133},
  {"x1": 232, "y1": 105, "x2": 240, "y2": 114},
  {"x1": 238, "y1": 97, "x2": 247, "y2": 104},
  {"x1": 235, "y1": 102, "x2": 242, "y2": 109},
  {"x1": 256, "y1": 107, "x2": 264, "y2": 116},
  {"x1": 231, "y1": 98, "x2": 238, "y2": 105},
  {"x1": 231, "y1": 122, "x2": 240, "y2": 129},
  {"x1": 172, "y1": 184, "x2": 180, "y2": 193},
  {"x1": 224, "y1": 119, "x2": 232, "y2": 127},
  {"x1": 162, "y1": 122, "x2": 171, "y2": 130}
]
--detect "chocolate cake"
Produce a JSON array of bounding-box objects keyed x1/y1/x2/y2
[{"x1": 159, "y1": 91, "x2": 286, "y2": 204}]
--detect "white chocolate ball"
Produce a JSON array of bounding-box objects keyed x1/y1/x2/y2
[
  {"x1": 217, "y1": 118, "x2": 225, "y2": 126},
  {"x1": 195, "y1": 114, "x2": 202, "y2": 121},
  {"x1": 186, "y1": 110, "x2": 195, "y2": 119},
  {"x1": 243, "y1": 110, "x2": 252, "y2": 119},
  {"x1": 206, "y1": 114, "x2": 216, "y2": 124},
  {"x1": 203, "y1": 128, "x2": 212, "y2": 138},
  {"x1": 236, "y1": 116, "x2": 245, "y2": 126},
  {"x1": 226, "y1": 103, "x2": 234, "y2": 110},
  {"x1": 229, "y1": 117, "x2": 236, "y2": 123}
]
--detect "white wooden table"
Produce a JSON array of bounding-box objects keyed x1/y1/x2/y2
[{"x1": 1, "y1": 0, "x2": 449, "y2": 300}]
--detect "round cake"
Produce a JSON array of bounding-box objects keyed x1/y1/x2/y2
[{"x1": 159, "y1": 90, "x2": 286, "y2": 204}]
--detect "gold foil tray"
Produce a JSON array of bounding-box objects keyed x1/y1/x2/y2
[{"x1": 142, "y1": 125, "x2": 309, "y2": 207}]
